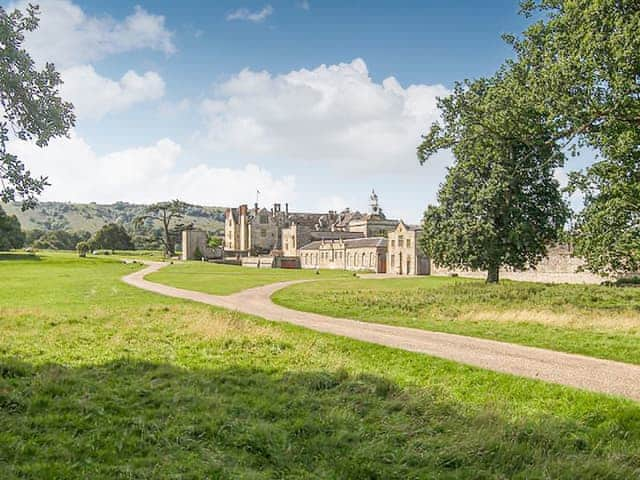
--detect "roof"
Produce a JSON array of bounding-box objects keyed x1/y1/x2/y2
[
  {"x1": 344, "y1": 237, "x2": 387, "y2": 248},
  {"x1": 397, "y1": 219, "x2": 421, "y2": 232},
  {"x1": 299, "y1": 240, "x2": 324, "y2": 250},
  {"x1": 288, "y1": 213, "x2": 325, "y2": 227},
  {"x1": 309, "y1": 231, "x2": 363, "y2": 241},
  {"x1": 300, "y1": 237, "x2": 387, "y2": 250}
]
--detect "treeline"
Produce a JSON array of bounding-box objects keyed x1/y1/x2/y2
[
  {"x1": 1, "y1": 200, "x2": 211, "y2": 255},
  {"x1": 0, "y1": 205, "x2": 149, "y2": 251},
  {"x1": 21, "y1": 223, "x2": 136, "y2": 251}
]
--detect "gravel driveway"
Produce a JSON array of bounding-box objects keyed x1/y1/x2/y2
[{"x1": 123, "y1": 262, "x2": 640, "y2": 402}]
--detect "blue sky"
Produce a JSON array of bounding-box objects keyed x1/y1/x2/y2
[{"x1": 8, "y1": 0, "x2": 586, "y2": 222}]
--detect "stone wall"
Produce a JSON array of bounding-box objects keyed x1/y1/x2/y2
[
  {"x1": 431, "y1": 245, "x2": 605, "y2": 284},
  {"x1": 241, "y1": 256, "x2": 275, "y2": 268},
  {"x1": 182, "y1": 230, "x2": 220, "y2": 261}
]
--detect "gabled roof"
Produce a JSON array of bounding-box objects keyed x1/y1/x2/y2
[
  {"x1": 299, "y1": 240, "x2": 324, "y2": 250},
  {"x1": 300, "y1": 236, "x2": 387, "y2": 250},
  {"x1": 397, "y1": 219, "x2": 422, "y2": 232},
  {"x1": 227, "y1": 208, "x2": 239, "y2": 223},
  {"x1": 309, "y1": 231, "x2": 363, "y2": 241},
  {"x1": 344, "y1": 237, "x2": 388, "y2": 248}
]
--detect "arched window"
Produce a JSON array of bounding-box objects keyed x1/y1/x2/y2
[{"x1": 362, "y1": 252, "x2": 366, "y2": 267}]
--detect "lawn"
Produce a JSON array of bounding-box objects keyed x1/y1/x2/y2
[
  {"x1": 1, "y1": 252, "x2": 640, "y2": 478},
  {"x1": 272, "y1": 276, "x2": 640, "y2": 365},
  {"x1": 146, "y1": 260, "x2": 353, "y2": 295}
]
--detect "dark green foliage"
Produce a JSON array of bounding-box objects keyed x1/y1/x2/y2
[
  {"x1": 0, "y1": 5, "x2": 74, "y2": 209},
  {"x1": 420, "y1": 0, "x2": 640, "y2": 278},
  {"x1": 207, "y1": 235, "x2": 222, "y2": 249},
  {"x1": 76, "y1": 241, "x2": 90, "y2": 257},
  {"x1": 418, "y1": 70, "x2": 568, "y2": 282},
  {"x1": 89, "y1": 223, "x2": 134, "y2": 251},
  {"x1": 193, "y1": 245, "x2": 203, "y2": 259},
  {"x1": 0, "y1": 206, "x2": 24, "y2": 249},
  {"x1": 29, "y1": 229, "x2": 90, "y2": 250},
  {"x1": 508, "y1": 1, "x2": 640, "y2": 275}
]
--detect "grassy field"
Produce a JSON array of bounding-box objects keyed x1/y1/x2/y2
[
  {"x1": 1, "y1": 252, "x2": 640, "y2": 478},
  {"x1": 146, "y1": 261, "x2": 353, "y2": 295},
  {"x1": 272, "y1": 276, "x2": 640, "y2": 365}
]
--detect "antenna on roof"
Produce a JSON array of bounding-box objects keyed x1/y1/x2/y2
[{"x1": 256, "y1": 189, "x2": 261, "y2": 206}]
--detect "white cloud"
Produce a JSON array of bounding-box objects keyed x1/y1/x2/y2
[
  {"x1": 11, "y1": 0, "x2": 175, "y2": 69},
  {"x1": 9, "y1": 134, "x2": 296, "y2": 206},
  {"x1": 226, "y1": 5, "x2": 274, "y2": 23},
  {"x1": 200, "y1": 58, "x2": 449, "y2": 173},
  {"x1": 61, "y1": 66, "x2": 165, "y2": 120}
]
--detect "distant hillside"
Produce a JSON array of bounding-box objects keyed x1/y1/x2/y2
[{"x1": 4, "y1": 201, "x2": 226, "y2": 234}]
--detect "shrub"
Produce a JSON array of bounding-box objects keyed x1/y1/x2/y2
[
  {"x1": 90, "y1": 223, "x2": 134, "y2": 250},
  {"x1": 76, "y1": 241, "x2": 90, "y2": 258},
  {"x1": 0, "y1": 207, "x2": 25, "y2": 250},
  {"x1": 614, "y1": 276, "x2": 640, "y2": 287}
]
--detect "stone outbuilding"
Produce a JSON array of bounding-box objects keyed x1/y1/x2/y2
[
  {"x1": 386, "y1": 221, "x2": 430, "y2": 275},
  {"x1": 300, "y1": 237, "x2": 388, "y2": 273}
]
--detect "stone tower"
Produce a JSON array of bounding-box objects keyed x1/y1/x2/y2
[{"x1": 369, "y1": 189, "x2": 381, "y2": 215}]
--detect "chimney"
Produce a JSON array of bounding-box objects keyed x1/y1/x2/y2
[
  {"x1": 274, "y1": 203, "x2": 281, "y2": 213},
  {"x1": 239, "y1": 204, "x2": 248, "y2": 216},
  {"x1": 285, "y1": 203, "x2": 289, "y2": 215},
  {"x1": 254, "y1": 202, "x2": 258, "y2": 213}
]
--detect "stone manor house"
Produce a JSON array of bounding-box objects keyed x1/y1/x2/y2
[
  {"x1": 181, "y1": 190, "x2": 607, "y2": 283},
  {"x1": 220, "y1": 190, "x2": 429, "y2": 274}
]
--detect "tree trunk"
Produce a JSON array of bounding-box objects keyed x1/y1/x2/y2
[
  {"x1": 486, "y1": 264, "x2": 499, "y2": 283},
  {"x1": 162, "y1": 213, "x2": 174, "y2": 257}
]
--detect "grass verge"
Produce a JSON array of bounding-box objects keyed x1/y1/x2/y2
[
  {"x1": 271, "y1": 276, "x2": 640, "y2": 364},
  {"x1": 146, "y1": 260, "x2": 353, "y2": 295}
]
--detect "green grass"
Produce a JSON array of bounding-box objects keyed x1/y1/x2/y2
[
  {"x1": 272, "y1": 276, "x2": 640, "y2": 365},
  {"x1": 146, "y1": 261, "x2": 353, "y2": 295},
  {"x1": 1, "y1": 252, "x2": 640, "y2": 478}
]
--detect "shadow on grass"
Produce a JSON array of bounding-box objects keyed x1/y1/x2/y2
[
  {"x1": 0, "y1": 253, "x2": 41, "y2": 262},
  {"x1": 0, "y1": 358, "x2": 638, "y2": 479}
]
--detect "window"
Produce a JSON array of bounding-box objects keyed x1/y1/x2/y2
[
  {"x1": 261, "y1": 229, "x2": 267, "y2": 238},
  {"x1": 398, "y1": 235, "x2": 404, "y2": 247},
  {"x1": 259, "y1": 214, "x2": 268, "y2": 224},
  {"x1": 391, "y1": 239, "x2": 395, "y2": 248},
  {"x1": 390, "y1": 255, "x2": 395, "y2": 267}
]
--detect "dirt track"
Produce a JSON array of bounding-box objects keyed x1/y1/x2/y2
[{"x1": 123, "y1": 262, "x2": 640, "y2": 402}]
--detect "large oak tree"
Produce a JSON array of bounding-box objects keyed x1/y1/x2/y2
[
  {"x1": 507, "y1": 0, "x2": 640, "y2": 275},
  {"x1": 418, "y1": 69, "x2": 569, "y2": 283}
]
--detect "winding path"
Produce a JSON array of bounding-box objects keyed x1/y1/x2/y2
[{"x1": 123, "y1": 262, "x2": 640, "y2": 402}]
